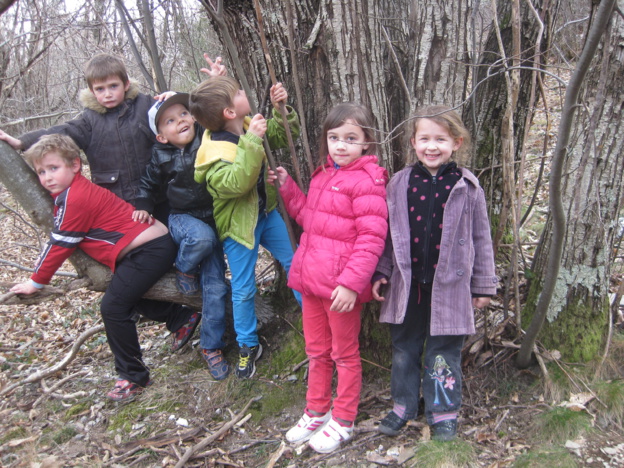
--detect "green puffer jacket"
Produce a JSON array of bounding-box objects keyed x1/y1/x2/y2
[{"x1": 194, "y1": 107, "x2": 300, "y2": 249}]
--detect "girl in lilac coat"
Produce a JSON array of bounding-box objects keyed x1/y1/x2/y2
[
  {"x1": 269, "y1": 103, "x2": 388, "y2": 453},
  {"x1": 373, "y1": 105, "x2": 497, "y2": 441}
]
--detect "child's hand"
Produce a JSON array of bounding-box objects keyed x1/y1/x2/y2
[
  {"x1": 247, "y1": 114, "x2": 267, "y2": 139},
  {"x1": 200, "y1": 54, "x2": 227, "y2": 77},
  {"x1": 330, "y1": 285, "x2": 357, "y2": 313},
  {"x1": 270, "y1": 83, "x2": 288, "y2": 110},
  {"x1": 10, "y1": 282, "x2": 39, "y2": 295},
  {"x1": 154, "y1": 91, "x2": 176, "y2": 102},
  {"x1": 132, "y1": 210, "x2": 154, "y2": 224},
  {"x1": 372, "y1": 278, "x2": 388, "y2": 301},
  {"x1": 0, "y1": 129, "x2": 24, "y2": 150},
  {"x1": 472, "y1": 297, "x2": 491, "y2": 309},
  {"x1": 267, "y1": 167, "x2": 289, "y2": 186}
]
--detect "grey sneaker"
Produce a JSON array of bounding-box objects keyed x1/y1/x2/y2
[
  {"x1": 378, "y1": 411, "x2": 408, "y2": 436},
  {"x1": 236, "y1": 344, "x2": 263, "y2": 379}
]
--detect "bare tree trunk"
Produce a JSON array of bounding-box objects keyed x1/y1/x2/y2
[
  {"x1": 200, "y1": 0, "x2": 472, "y2": 177},
  {"x1": 518, "y1": 0, "x2": 620, "y2": 366}
]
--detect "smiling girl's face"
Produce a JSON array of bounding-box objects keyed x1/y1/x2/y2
[{"x1": 410, "y1": 118, "x2": 463, "y2": 176}]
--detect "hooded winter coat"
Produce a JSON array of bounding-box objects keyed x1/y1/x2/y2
[
  {"x1": 376, "y1": 165, "x2": 498, "y2": 335},
  {"x1": 19, "y1": 82, "x2": 156, "y2": 205},
  {"x1": 279, "y1": 155, "x2": 388, "y2": 303}
]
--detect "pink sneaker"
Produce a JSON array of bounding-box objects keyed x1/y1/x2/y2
[
  {"x1": 309, "y1": 417, "x2": 354, "y2": 453},
  {"x1": 285, "y1": 410, "x2": 331, "y2": 443}
]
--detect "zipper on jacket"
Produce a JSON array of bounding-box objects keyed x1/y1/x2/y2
[
  {"x1": 298, "y1": 167, "x2": 337, "y2": 295},
  {"x1": 420, "y1": 173, "x2": 436, "y2": 283}
]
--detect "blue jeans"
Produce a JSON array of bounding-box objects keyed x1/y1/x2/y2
[
  {"x1": 168, "y1": 213, "x2": 228, "y2": 350},
  {"x1": 224, "y1": 209, "x2": 302, "y2": 347},
  {"x1": 389, "y1": 283, "x2": 464, "y2": 425}
]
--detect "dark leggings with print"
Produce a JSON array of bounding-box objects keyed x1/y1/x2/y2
[{"x1": 389, "y1": 282, "x2": 465, "y2": 425}]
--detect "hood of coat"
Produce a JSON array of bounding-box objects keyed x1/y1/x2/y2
[{"x1": 79, "y1": 80, "x2": 142, "y2": 114}]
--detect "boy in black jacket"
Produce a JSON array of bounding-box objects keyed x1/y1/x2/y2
[{"x1": 133, "y1": 94, "x2": 229, "y2": 380}]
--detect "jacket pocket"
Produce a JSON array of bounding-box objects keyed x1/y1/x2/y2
[{"x1": 91, "y1": 170, "x2": 121, "y2": 187}]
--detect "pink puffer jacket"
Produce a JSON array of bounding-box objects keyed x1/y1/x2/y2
[{"x1": 279, "y1": 155, "x2": 388, "y2": 303}]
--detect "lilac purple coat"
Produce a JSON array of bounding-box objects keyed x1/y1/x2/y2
[
  {"x1": 376, "y1": 166, "x2": 497, "y2": 335},
  {"x1": 280, "y1": 155, "x2": 388, "y2": 303}
]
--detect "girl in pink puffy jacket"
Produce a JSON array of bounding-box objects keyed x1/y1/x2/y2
[{"x1": 269, "y1": 103, "x2": 388, "y2": 453}]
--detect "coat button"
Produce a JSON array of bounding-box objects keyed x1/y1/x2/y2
[
  {"x1": 459, "y1": 238, "x2": 465, "y2": 245},
  {"x1": 492, "y1": 276, "x2": 498, "y2": 283},
  {"x1": 456, "y1": 269, "x2": 464, "y2": 276},
  {"x1": 111, "y1": 176, "x2": 116, "y2": 181}
]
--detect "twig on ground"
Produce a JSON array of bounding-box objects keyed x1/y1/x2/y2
[
  {"x1": 0, "y1": 324, "x2": 105, "y2": 396},
  {"x1": 174, "y1": 396, "x2": 262, "y2": 468},
  {"x1": 235, "y1": 413, "x2": 252, "y2": 427},
  {"x1": 228, "y1": 439, "x2": 272, "y2": 455},
  {"x1": 0, "y1": 291, "x2": 16, "y2": 303},
  {"x1": 361, "y1": 357, "x2": 390, "y2": 372},
  {"x1": 359, "y1": 387, "x2": 390, "y2": 408},
  {"x1": 33, "y1": 370, "x2": 89, "y2": 408},
  {"x1": 265, "y1": 440, "x2": 286, "y2": 468},
  {"x1": 191, "y1": 448, "x2": 219, "y2": 460},
  {"x1": 104, "y1": 447, "x2": 144, "y2": 466},
  {"x1": 291, "y1": 357, "x2": 309, "y2": 373},
  {"x1": 493, "y1": 408, "x2": 510, "y2": 432},
  {"x1": 126, "y1": 453, "x2": 151, "y2": 467},
  {"x1": 280, "y1": 315, "x2": 304, "y2": 338},
  {"x1": 114, "y1": 427, "x2": 204, "y2": 460}
]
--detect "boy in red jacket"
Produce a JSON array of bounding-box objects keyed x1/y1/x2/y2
[{"x1": 10, "y1": 134, "x2": 197, "y2": 401}]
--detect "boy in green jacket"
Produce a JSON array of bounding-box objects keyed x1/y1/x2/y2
[{"x1": 190, "y1": 76, "x2": 301, "y2": 379}]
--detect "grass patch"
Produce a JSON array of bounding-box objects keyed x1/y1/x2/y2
[
  {"x1": 51, "y1": 425, "x2": 77, "y2": 445},
  {"x1": 594, "y1": 379, "x2": 624, "y2": 428},
  {"x1": 533, "y1": 407, "x2": 593, "y2": 444},
  {"x1": 107, "y1": 395, "x2": 179, "y2": 432},
  {"x1": 0, "y1": 427, "x2": 29, "y2": 445},
  {"x1": 410, "y1": 439, "x2": 476, "y2": 467},
  {"x1": 64, "y1": 401, "x2": 92, "y2": 420},
  {"x1": 512, "y1": 445, "x2": 578, "y2": 468}
]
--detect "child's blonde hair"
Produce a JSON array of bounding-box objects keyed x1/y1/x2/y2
[
  {"x1": 24, "y1": 134, "x2": 82, "y2": 171},
  {"x1": 408, "y1": 105, "x2": 471, "y2": 166},
  {"x1": 319, "y1": 103, "x2": 378, "y2": 166},
  {"x1": 189, "y1": 76, "x2": 239, "y2": 132},
  {"x1": 84, "y1": 53, "x2": 129, "y2": 89}
]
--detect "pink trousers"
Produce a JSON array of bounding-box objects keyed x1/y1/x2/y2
[{"x1": 302, "y1": 294, "x2": 362, "y2": 422}]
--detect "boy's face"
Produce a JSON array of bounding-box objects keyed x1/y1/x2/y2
[
  {"x1": 90, "y1": 75, "x2": 130, "y2": 109},
  {"x1": 155, "y1": 104, "x2": 196, "y2": 149},
  {"x1": 34, "y1": 152, "x2": 80, "y2": 195},
  {"x1": 230, "y1": 89, "x2": 251, "y2": 118}
]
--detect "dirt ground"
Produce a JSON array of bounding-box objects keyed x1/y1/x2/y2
[{"x1": 1, "y1": 173, "x2": 624, "y2": 467}]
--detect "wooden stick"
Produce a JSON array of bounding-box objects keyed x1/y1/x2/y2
[
  {"x1": 253, "y1": 0, "x2": 304, "y2": 189},
  {"x1": 33, "y1": 370, "x2": 90, "y2": 408},
  {"x1": 0, "y1": 324, "x2": 105, "y2": 396},
  {"x1": 284, "y1": 0, "x2": 315, "y2": 175},
  {"x1": 265, "y1": 441, "x2": 286, "y2": 468},
  {"x1": 173, "y1": 396, "x2": 261, "y2": 468}
]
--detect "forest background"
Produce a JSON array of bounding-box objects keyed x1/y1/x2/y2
[{"x1": 0, "y1": 0, "x2": 623, "y2": 467}]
